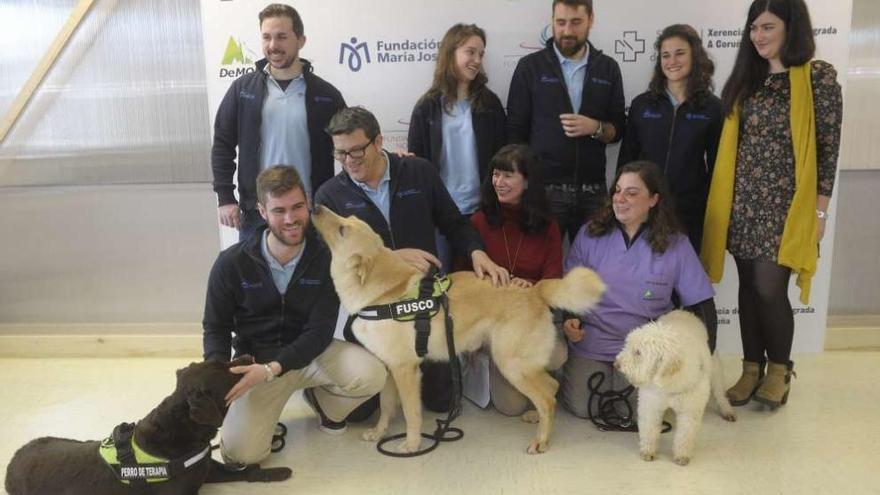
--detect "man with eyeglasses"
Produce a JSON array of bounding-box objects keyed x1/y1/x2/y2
[
  {"x1": 314, "y1": 106, "x2": 509, "y2": 414},
  {"x1": 211, "y1": 3, "x2": 345, "y2": 241}
]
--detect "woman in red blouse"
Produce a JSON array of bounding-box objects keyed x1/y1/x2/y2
[{"x1": 462, "y1": 144, "x2": 566, "y2": 416}]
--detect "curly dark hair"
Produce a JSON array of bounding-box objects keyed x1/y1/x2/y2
[
  {"x1": 421, "y1": 24, "x2": 494, "y2": 114},
  {"x1": 647, "y1": 24, "x2": 715, "y2": 108},
  {"x1": 479, "y1": 144, "x2": 552, "y2": 235},
  {"x1": 588, "y1": 161, "x2": 681, "y2": 253},
  {"x1": 721, "y1": 0, "x2": 816, "y2": 116}
]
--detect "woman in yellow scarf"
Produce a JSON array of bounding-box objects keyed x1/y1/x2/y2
[{"x1": 701, "y1": 0, "x2": 842, "y2": 409}]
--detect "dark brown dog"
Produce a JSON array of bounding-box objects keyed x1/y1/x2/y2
[{"x1": 5, "y1": 356, "x2": 257, "y2": 495}]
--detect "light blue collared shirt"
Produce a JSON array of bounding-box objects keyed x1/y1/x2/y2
[
  {"x1": 260, "y1": 67, "x2": 313, "y2": 199},
  {"x1": 439, "y1": 98, "x2": 481, "y2": 215},
  {"x1": 353, "y1": 151, "x2": 392, "y2": 224},
  {"x1": 261, "y1": 229, "x2": 306, "y2": 294},
  {"x1": 554, "y1": 43, "x2": 590, "y2": 112},
  {"x1": 665, "y1": 88, "x2": 682, "y2": 108}
]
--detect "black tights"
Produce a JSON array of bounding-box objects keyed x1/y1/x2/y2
[{"x1": 734, "y1": 258, "x2": 793, "y2": 364}]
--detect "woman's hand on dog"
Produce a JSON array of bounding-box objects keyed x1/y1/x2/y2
[
  {"x1": 510, "y1": 277, "x2": 534, "y2": 289},
  {"x1": 225, "y1": 362, "x2": 278, "y2": 405},
  {"x1": 471, "y1": 250, "x2": 510, "y2": 287},
  {"x1": 394, "y1": 248, "x2": 441, "y2": 273},
  {"x1": 563, "y1": 318, "x2": 586, "y2": 343}
]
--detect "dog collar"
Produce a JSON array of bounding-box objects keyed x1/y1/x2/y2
[{"x1": 99, "y1": 422, "x2": 211, "y2": 485}]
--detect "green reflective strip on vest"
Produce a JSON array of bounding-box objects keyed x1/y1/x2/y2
[
  {"x1": 393, "y1": 275, "x2": 450, "y2": 321},
  {"x1": 402, "y1": 275, "x2": 451, "y2": 300},
  {"x1": 99, "y1": 433, "x2": 170, "y2": 484}
]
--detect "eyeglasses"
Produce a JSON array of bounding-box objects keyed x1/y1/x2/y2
[{"x1": 332, "y1": 137, "x2": 375, "y2": 161}]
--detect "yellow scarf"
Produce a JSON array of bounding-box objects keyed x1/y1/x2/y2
[{"x1": 701, "y1": 63, "x2": 818, "y2": 304}]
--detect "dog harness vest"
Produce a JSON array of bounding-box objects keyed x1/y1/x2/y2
[
  {"x1": 98, "y1": 422, "x2": 211, "y2": 487},
  {"x1": 356, "y1": 270, "x2": 451, "y2": 357}
]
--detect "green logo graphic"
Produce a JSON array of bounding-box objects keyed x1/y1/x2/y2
[
  {"x1": 221, "y1": 36, "x2": 253, "y2": 65},
  {"x1": 642, "y1": 289, "x2": 653, "y2": 300}
]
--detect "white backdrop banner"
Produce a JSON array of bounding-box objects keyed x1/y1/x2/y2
[{"x1": 199, "y1": 0, "x2": 852, "y2": 353}]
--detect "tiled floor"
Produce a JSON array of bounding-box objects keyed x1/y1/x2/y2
[{"x1": 2, "y1": 352, "x2": 878, "y2": 494}]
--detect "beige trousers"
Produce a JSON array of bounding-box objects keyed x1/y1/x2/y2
[
  {"x1": 489, "y1": 337, "x2": 569, "y2": 416},
  {"x1": 220, "y1": 339, "x2": 387, "y2": 464}
]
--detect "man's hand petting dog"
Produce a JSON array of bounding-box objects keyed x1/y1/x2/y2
[
  {"x1": 394, "y1": 248, "x2": 441, "y2": 274},
  {"x1": 225, "y1": 362, "x2": 280, "y2": 405}
]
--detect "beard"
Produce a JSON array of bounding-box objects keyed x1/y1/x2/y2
[
  {"x1": 554, "y1": 34, "x2": 587, "y2": 57},
  {"x1": 267, "y1": 50, "x2": 297, "y2": 70},
  {"x1": 268, "y1": 222, "x2": 305, "y2": 248}
]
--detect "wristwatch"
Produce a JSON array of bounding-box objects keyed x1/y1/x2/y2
[
  {"x1": 816, "y1": 210, "x2": 828, "y2": 220},
  {"x1": 591, "y1": 120, "x2": 604, "y2": 140},
  {"x1": 263, "y1": 363, "x2": 276, "y2": 383}
]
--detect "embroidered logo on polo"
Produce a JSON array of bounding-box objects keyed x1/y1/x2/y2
[
  {"x1": 240, "y1": 280, "x2": 263, "y2": 289},
  {"x1": 313, "y1": 96, "x2": 334, "y2": 104},
  {"x1": 540, "y1": 75, "x2": 560, "y2": 84},
  {"x1": 591, "y1": 77, "x2": 612, "y2": 86},
  {"x1": 685, "y1": 112, "x2": 711, "y2": 121},
  {"x1": 642, "y1": 110, "x2": 663, "y2": 119},
  {"x1": 239, "y1": 90, "x2": 256, "y2": 100},
  {"x1": 298, "y1": 278, "x2": 322, "y2": 286},
  {"x1": 344, "y1": 201, "x2": 368, "y2": 210}
]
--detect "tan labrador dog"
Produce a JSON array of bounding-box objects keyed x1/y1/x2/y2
[{"x1": 312, "y1": 205, "x2": 605, "y2": 454}]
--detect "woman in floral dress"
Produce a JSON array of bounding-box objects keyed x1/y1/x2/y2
[{"x1": 702, "y1": 0, "x2": 842, "y2": 409}]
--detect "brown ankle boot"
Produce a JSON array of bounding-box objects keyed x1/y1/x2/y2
[
  {"x1": 726, "y1": 360, "x2": 765, "y2": 406},
  {"x1": 754, "y1": 361, "x2": 795, "y2": 409}
]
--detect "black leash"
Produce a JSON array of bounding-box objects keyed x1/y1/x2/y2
[
  {"x1": 586, "y1": 372, "x2": 672, "y2": 433},
  {"x1": 377, "y1": 293, "x2": 464, "y2": 457}
]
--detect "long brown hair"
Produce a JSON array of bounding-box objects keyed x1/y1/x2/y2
[
  {"x1": 647, "y1": 24, "x2": 715, "y2": 108},
  {"x1": 421, "y1": 24, "x2": 492, "y2": 114},
  {"x1": 588, "y1": 161, "x2": 681, "y2": 253}
]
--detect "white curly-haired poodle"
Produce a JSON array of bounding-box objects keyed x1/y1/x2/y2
[{"x1": 614, "y1": 310, "x2": 736, "y2": 466}]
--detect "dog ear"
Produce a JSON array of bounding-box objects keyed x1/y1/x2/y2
[
  {"x1": 187, "y1": 387, "x2": 225, "y2": 427},
  {"x1": 654, "y1": 356, "x2": 682, "y2": 387},
  {"x1": 345, "y1": 253, "x2": 372, "y2": 286}
]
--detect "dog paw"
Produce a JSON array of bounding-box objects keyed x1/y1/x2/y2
[
  {"x1": 640, "y1": 451, "x2": 656, "y2": 462},
  {"x1": 361, "y1": 428, "x2": 384, "y2": 442},
  {"x1": 399, "y1": 437, "x2": 422, "y2": 453},
  {"x1": 720, "y1": 409, "x2": 737, "y2": 422},
  {"x1": 673, "y1": 455, "x2": 691, "y2": 466},
  {"x1": 526, "y1": 439, "x2": 548, "y2": 455},
  {"x1": 520, "y1": 410, "x2": 540, "y2": 424}
]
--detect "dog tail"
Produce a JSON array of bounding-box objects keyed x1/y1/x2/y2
[
  {"x1": 536, "y1": 267, "x2": 605, "y2": 314},
  {"x1": 711, "y1": 354, "x2": 737, "y2": 422}
]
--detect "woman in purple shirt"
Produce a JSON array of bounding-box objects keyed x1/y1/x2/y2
[{"x1": 560, "y1": 161, "x2": 717, "y2": 423}]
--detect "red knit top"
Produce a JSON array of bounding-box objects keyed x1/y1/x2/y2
[{"x1": 467, "y1": 205, "x2": 562, "y2": 282}]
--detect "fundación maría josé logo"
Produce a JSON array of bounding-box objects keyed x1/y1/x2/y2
[{"x1": 339, "y1": 36, "x2": 439, "y2": 72}]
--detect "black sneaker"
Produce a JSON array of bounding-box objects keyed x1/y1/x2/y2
[{"x1": 302, "y1": 387, "x2": 347, "y2": 435}]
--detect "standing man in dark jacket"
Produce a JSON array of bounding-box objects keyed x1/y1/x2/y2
[
  {"x1": 507, "y1": 0, "x2": 626, "y2": 242},
  {"x1": 204, "y1": 165, "x2": 386, "y2": 468},
  {"x1": 212, "y1": 3, "x2": 345, "y2": 241},
  {"x1": 315, "y1": 106, "x2": 509, "y2": 413}
]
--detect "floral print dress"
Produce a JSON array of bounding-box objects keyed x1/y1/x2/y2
[{"x1": 727, "y1": 60, "x2": 843, "y2": 261}]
